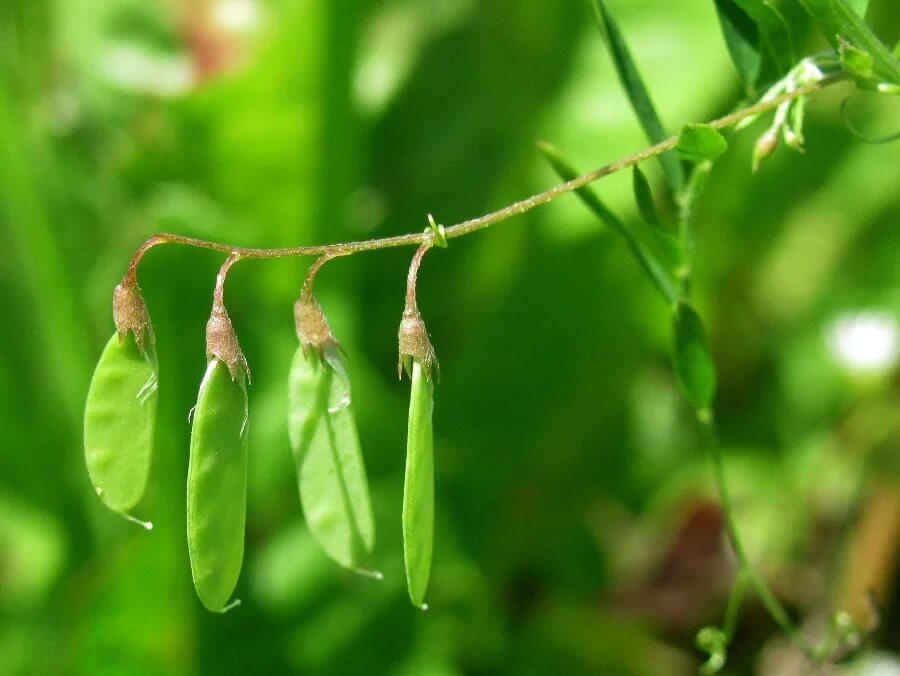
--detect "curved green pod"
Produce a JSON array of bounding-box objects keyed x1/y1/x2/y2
[
  {"x1": 288, "y1": 347, "x2": 374, "y2": 570},
  {"x1": 402, "y1": 359, "x2": 434, "y2": 609},
  {"x1": 84, "y1": 332, "x2": 158, "y2": 514},
  {"x1": 187, "y1": 359, "x2": 248, "y2": 612}
]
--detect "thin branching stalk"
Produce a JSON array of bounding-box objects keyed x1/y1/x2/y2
[{"x1": 121, "y1": 74, "x2": 845, "y2": 278}]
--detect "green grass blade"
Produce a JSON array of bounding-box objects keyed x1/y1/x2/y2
[
  {"x1": 588, "y1": 0, "x2": 684, "y2": 193},
  {"x1": 733, "y1": 0, "x2": 794, "y2": 75}
]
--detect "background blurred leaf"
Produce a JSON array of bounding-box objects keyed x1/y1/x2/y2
[
  {"x1": 0, "y1": 0, "x2": 899, "y2": 673},
  {"x1": 713, "y1": 0, "x2": 764, "y2": 87}
]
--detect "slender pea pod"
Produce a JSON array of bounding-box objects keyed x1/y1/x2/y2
[
  {"x1": 84, "y1": 331, "x2": 158, "y2": 519},
  {"x1": 403, "y1": 359, "x2": 434, "y2": 609},
  {"x1": 671, "y1": 303, "x2": 717, "y2": 413},
  {"x1": 187, "y1": 358, "x2": 248, "y2": 612},
  {"x1": 288, "y1": 346, "x2": 375, "y2": 570}
]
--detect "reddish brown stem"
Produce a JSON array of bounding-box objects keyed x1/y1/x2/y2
[
  {"x1": 121, "y1": 74, "x2": 844, "y2": 281},
  {"x1": 213, "y1": 253, "x2": 241, "y2": 310},
  {"x1": 405, "y1": 241, "x2": 433, "y2": 310}
]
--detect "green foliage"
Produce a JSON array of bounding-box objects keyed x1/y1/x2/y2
[
  {"x1": 288, "y1": 346, "x2": 375, "y2": 571},
  {"x1": 589, "y1": 0, "x2": 684, "y2": 192},
  {"x1": 799, "y1": 0, "x2": 900, "y2": 84},
  {"x1": 187, "y1": 359, "x2": 248, "y2": 612},
  {"x1": 670, "y1": 304, "x2": 717, "y2": 412},
  {"x1": 712, "y1": 0, "x2": 795, "y2": 87},
  {"x1": 631, "y1": 166, "x2": 663, "y2": 232},
  {"x1": 631, "y1": 165, "x2": 686, "y2": 288},
  {"x1": 401, "y1": 360, "x2": 435, "y2": 610},
  {"x1": 83, "y1": 332, "x2": 158, "y2": 514},
  {"x1": 677, "y1": 124, "x2": 729, "y2": 163},
  {"x1": 713, "y1": 0, "x2": 764, "y2": 86},
  {"x1": 2, "y1": 0, "x2": 899, "y2": 674},
  {"x1": 540, "y1": 144, "x2": 679, "y2": 304}
]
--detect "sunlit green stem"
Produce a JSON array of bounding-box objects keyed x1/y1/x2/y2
[
  {"x1": 722, "y1": 570, "x2": 749, "y2": 642},
  {"x1": 700, "y1": 417, "x2": 817, "y2": 658}
]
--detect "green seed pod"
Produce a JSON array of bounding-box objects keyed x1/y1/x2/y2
[
  {"x1": 187, "y1": 358, "x2": 248, "y2": 612},
  {"x1": 671, "y1": 303, "x2": 717, "y2": 413},
  {"x1": 402, "y1": 359, "x2": 434, "y2": 609},
  {"x1": 287, "y1": 344, "x2": 375, "y2": 570},
  {"x1": 84, "y1": 331, "x2": 158, "y2": 518}
]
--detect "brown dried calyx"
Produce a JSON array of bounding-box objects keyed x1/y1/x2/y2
[
  {"x1": 398, "y1": 303, "x2": 438, "y2": 381},
  {"x1": 113, "y1": 278, "x2": 155, "y2": 354},
  {"x1": 206, "y1": 304, "x2": 250, "y2": 382},
  {"x1": 294, "y1": 292, "x2": 343, "y2": 359}
]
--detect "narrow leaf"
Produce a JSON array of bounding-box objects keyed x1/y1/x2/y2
[
  {"x1": 589, "y1": 0, "x2": 684, "y2": 193},
  {"x1": 403, "y1": 360, "x2": 434, "y2": 609},
  {"x1": 537, "y1": 141, "x2": 625, "y2": 236},
  {"x1": 539, "y1": 142, "x2": 679, "y2": 305},
  {"x1": 839, "y1": 37, "x2": 875, "y2": 78},
  {"x1": 632, "y1": 165, "x2": 685, "y2": 275},
  {"x1": 288, "y1": 347, "x2": 375, "y2": 570},
  {"x1": 713, "y1": 0, "x2": 763, "y2": 86},
  {"x1": 632, "y1": 166, "x2": 663, "y2": 232},
  {"x1": 798, "y1": 0, "x2": 900, "y2": 85},
  {"x1": 671, "y1": 304, "x2": 717, "y2": 412},
  {"x1": 732, "y1": 0, "x2": 795, "y2": 75},
  {"x1": 845, "y1": 0, "x2": 869, "y2": 18}
]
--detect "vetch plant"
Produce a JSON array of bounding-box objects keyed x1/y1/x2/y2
[{"x1": 82, "y1": 0, "x2": 898, "y2": 668}]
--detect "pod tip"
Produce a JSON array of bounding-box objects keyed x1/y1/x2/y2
[
  {"x1": 122, "y1": 512, "x2": 154, "y2": 531},
  {"x1": 218, "y1": 599, "x2": 242, "y2": 613}
]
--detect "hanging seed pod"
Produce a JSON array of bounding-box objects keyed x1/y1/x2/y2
[
  {"x1": 402, "y1": 358, "x2": 435, "y2": 609},
  {"x1": 187, "y1": 357, "x2": 248, "y2": 612},
  {"x1": 398, "y1": 241, "x2": 438, "y2": 608},
  {"x1": 84, "y1": 278, "x2": 158, "y2": 525},
  {"x1": 187, "y1": 273, "x2": 249, "y2": 612},
  {"x1": 288, "y1": 342, "x2": 375, "y2": 571},
  {"x1": 288, "y1": 269, "x2": 376, "y2": 573},
  {"x1": 84, "y1": 331, "x2": 158, "y2": 520}
]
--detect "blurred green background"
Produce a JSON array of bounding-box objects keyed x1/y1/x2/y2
[{"x1": 1, "y1": 0, "x2": 899, "y2": 674}]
